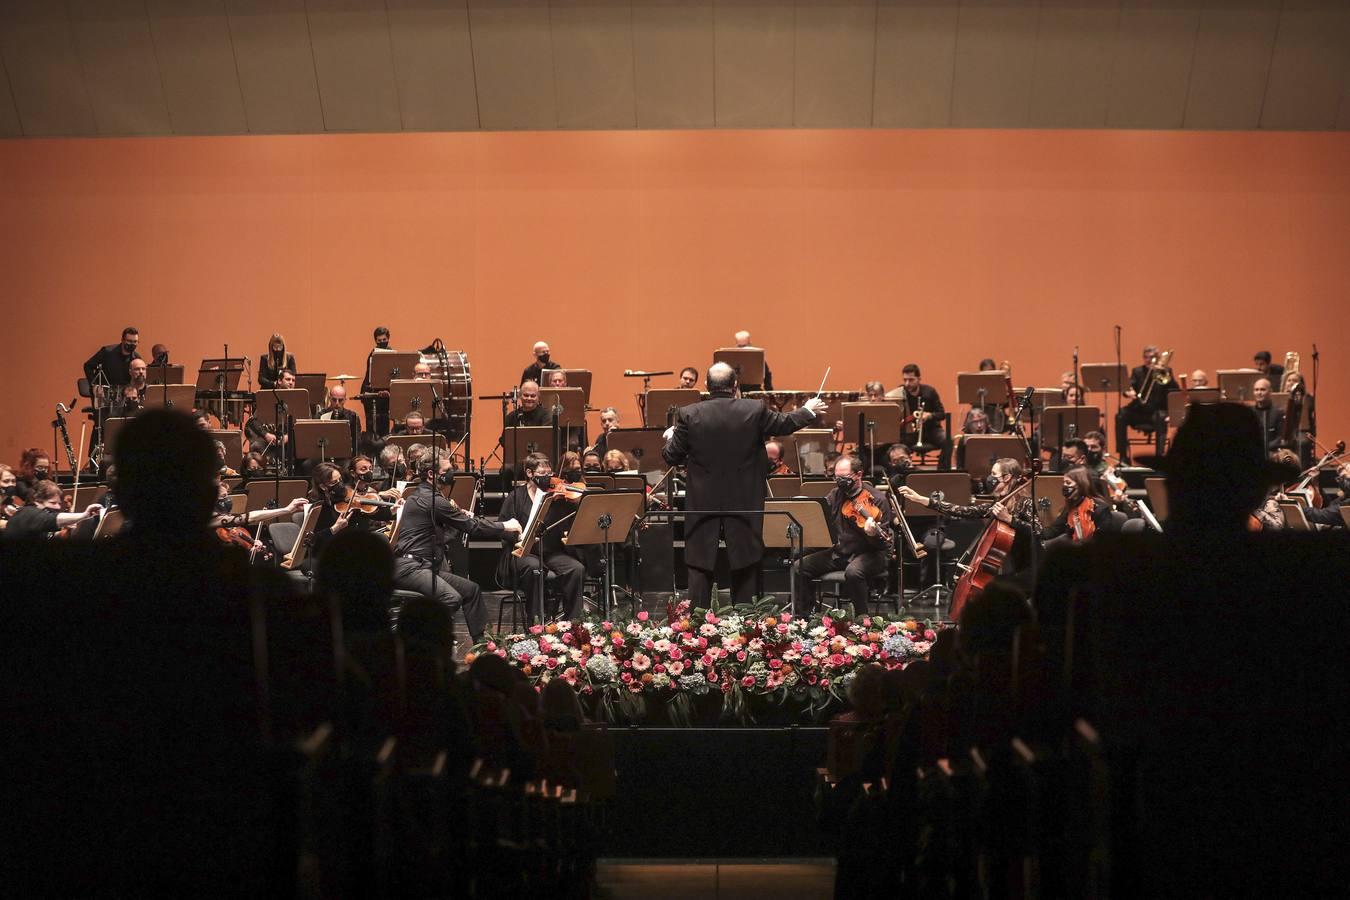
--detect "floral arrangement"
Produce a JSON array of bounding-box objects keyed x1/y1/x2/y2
[{"x1": 466, "y1": 600, "x2": 941, "y2": 725}]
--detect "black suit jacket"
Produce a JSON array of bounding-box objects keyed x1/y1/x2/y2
[
  {"x1": 83, "y1": 344, "x2": 141, "y2": 387},
  {"x1": 662, "y1": 391, "x2": 817, "y2": 569}
]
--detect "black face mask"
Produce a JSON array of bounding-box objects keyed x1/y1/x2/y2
[
  {"x1": 534, "y1": 474, "x2": 555, "y2": 489},
  {"x1": 1086, "y1": 450, "x2": 1102, "y2": 465},
  {"x1": 538, "y1": 354, "x2": 551, "y2": 366},
  {"x1": 33, "y1": 469, "x2": 49, "y2": 480},
  {"x1": 562, "y1": 469, "x2": 583, "y2": 482},
  {"x1": 122, "y1": 342, "x2": 136, "y2": 355},
  {"x1": 1062, "y1": 484, "x2": 1078, "y2": 500},
  {"x1": 327, "y1": 484, "x2": 347, "y2": 502},
  {"x1": 583, "y1": 464, "x2": 602, "y2": 473},
  {"x1": 887, "y1": 460, "x2": 911, "y2": 475},
  {"x1": 215, "y1": 497, "x2": 233, "y2": 514},
  {"x1": 835, "y1": 475, "x2": 859, "y2": 495},
  {"x1": 2, "y1": 485, "x2": 15, "y2": 500},
  {"x1": 985, "y1": 475, "x2": 1002, "y2": 493},
  {"x1": 1336, "y1": 476, "x2": 1350, "y2": 494}
]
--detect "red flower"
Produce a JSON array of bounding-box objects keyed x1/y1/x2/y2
[
  {"x1": 741, "y1": 676, "x2": 756, "y2": 688},
  {"x1": 637, "y1": 610, "x2": 649, "y2": 621}
]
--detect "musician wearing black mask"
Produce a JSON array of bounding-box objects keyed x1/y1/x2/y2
[
  {"x1": 83, "y1": 327, "x2": 142, "y2": 390},
  {"x1": 521, "y1": 341, "x2": 560, "y2": 386},
  {"x1": 1305, "y1": 464, "x2": 1349, "y2": 528},
  {"x1": 361, "y1": 326, "x2": 394, "y2": 436},
  {"x1": 496, "y1": 453, "x2": 585, "y2": 620},
  {"x1": 1083, "y1": 431, "x2": 1108, "y2": 476},
  {"x1": 791, "y1": 455, "x2": 890, "y2": 617},
  {"x1": 882, "y1": 444, "x2": 912, "y2": 486}
]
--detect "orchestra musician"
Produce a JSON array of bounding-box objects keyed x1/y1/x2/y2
[
  {"x1": 377, "y1": 444, "x2": 406, "y2": 487},
  {"x1": 1042, "y1": 467, "x2": 1114, "y2": 548},
  {"x1": 213, "y1": 441, "x2": 238, "y2": 477},
  {"x1": 83, "y1": 327, "x2": 141, "y2": 393},
  {"x1": 496, "y1": 452, "x2": 586, "y2": 621},
  {"x1": 0, "y1": 464, "x2": 16, "y2": 530},
  {"x1": 1058, "y1": 437, "x2": 1089, "y2": 474},
  {"x1": 240, "y1": 451, "x2": 267, "y2": 480},
  {"x1": 589, "y1": 407, "x2": 621, "y2": 455},
  {"x1": 733, "y1": 330, "x2": 774, "y2": 391},
  {"x1": 1251, "y1": 378, "x2": 1285, "y2": 453},
  {"x1": 412, "y1": 361, "x2": 433, "y2": 380},
  {"x1": 258, "y1": 333, "x2": 297, "y2": 389},
  {"x1": 14, "y1": 449, "x2": 51, "y2": 504},
  {"x1": 897, "y1": 363, "x2": 952, "y2": 470},
  {"x1": 678, "y1": 367, "x2": 699, "y2": 389},
  {"x1": 522, "y1": 341, "x2": 560, "y2": 386},
  {"x1": 360, "y1": 326, "x2": 393, "y2": 436},
  {"x1": 765, "y1": 440, "x2": 791, "y2": 476},
  {"x1": 1115, "y1": 345, "x2": 1174, "y2": 463},
  {"x1": 394, "y1": 448, "x2": 521, "y2": 644},
  {"x1": 318, "y1": 384, "x2": 360, "y2": 457},
  {"x1": 2, "y1": 480, "x2": 101, "y2": 541},
  {"x1": 882, "y1": 444, "x2": 913, "y2": 486},
  {"x1": 791, "y1": 454, "x2": 890, "y2": 617},
  {"x1": 544, "y1": 369, "x2": 568, "y2": 388},
  {"x1": 582, "y1": 450, "x2": 603, "y2": 473},
  {"x1": 1083, "y1": 431, "x2": 1109, "y2": 476},
  {"x1": 601, "y1": 449, "x2": 632, "y2": 473},
  {"x1": 954, "y1": 407, "x2": 992, "y2": 471},
  {"x1": 897, "y1": 458, "x2": 1041, "y2": 577},
  {"x1": 246, "y1": 368, "x2": 296, "y2": 467},
  {"x1": 661, "y1": 362, "x2": 824, "y2": 608},
  {"x1": 210, "y1": 480, "x2": 306, "y2": 543},
  {"x1": 394, "y1": 411, "x2": 427, "y2": 436},
  {"x1": 503, "y1": 381, "x2": 549, "y2": 428},
  {"x1": 1252, "y1": 350, "x2": 1284, "y2": 388},
  {"x1": 1304, "y1": 463, "x2": 1349, "y2": 529},
  {"x1": 1189, "y1": 369, "x2": 1210, "y2": 388}
]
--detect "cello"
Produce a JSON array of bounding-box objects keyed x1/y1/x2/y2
[{"x1": 948, "y1": 476, "x2": 1032, "y2": 621}]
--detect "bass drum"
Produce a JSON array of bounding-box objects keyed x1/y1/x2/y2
[{"x1": 420, "y1": 347, "x2": 472, "y2": 439}]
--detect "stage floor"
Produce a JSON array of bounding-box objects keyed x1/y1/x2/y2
[{"x1": 595, "y1": 860, "x2": 834, "y2": 900}]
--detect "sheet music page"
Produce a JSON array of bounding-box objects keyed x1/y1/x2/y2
[{"x1": 521, "y1": 487, "x2": 547, "y2": 540}]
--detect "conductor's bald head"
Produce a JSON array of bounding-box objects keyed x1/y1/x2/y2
[{"x1": 707, "y1": 362, "x2": 737, "y2": 393}]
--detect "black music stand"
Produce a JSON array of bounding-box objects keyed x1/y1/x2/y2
[
  {"x1": 145, "y1": 365, "x2": 185, "y2": 385},
  {"x1": 959, "y1": 435, "x2": 1028, "y2": 482},
  {"x1": 841, "y1": 402, "x2": 903, "y2": 475},
  {"x1": 1081, "y1": 363, "x2": 1126, "y2": 395},
  {"x1": 540, "y1": 387, "x2": 588, "y2": 455},
  {"x1": 198, "y1": 359, "x2": 248, "y2": 428},
  {"x1": 712, "y1": 348, "x2": 764, "y2": 387},
  {"x1": 564, "y1": 490, "x2": 647, "y2": 618},
  {"x1": 502, "y1": 425, "x2": 554, "y2": 475},
  {"x1": 560, "y1": 369, "x2": 593, "y2": 405},
  {"x1": 292, "y1": 373, "x2": 328, "y2": 415},
  {"x1": 956, "y1": 372, "x2": 1010, "y2": 420},
  {"x1": 643, "y1": 388, "x2": 701, "y2": 427},
  {"x1": 294, "y1": 419, "x2": 354, "y2": 463},
  {"x1": 141, "y1": 384, "x2": 196, "y2": 411},
  {"x1": 1041, "y1": 405, "x2": 1102, "y2": 453},
  {"x1": 1217, "y1": 369, "x2": 1262, "y2": 402},
  {"x1": 605, "y1": 427, "x2": 668, "y2": 473},
  {"x1": 245, "y1": 478, "x2": 309, "y2": 513},
  {"x1": 368, "y1": 351, "x2": 422, "y2": 391},
  {"x1": 389, "y1": 379, "x2": 440, "y2": 423}
]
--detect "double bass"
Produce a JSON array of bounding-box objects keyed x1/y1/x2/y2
[{"x1": 948, "y1": 476, "x2": 1032, "y2": 621}]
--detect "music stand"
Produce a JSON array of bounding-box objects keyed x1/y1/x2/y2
[
  {"x1": 449, "y1": 475, "x2": 478, "y2": 514},
  {"x1": 1025, "y1": 389, "x2": 1063, "y2": 414},
  {"x1": 92, "y1": 508, "x2": 126, "y2": 540},
  {"x1": 293, "y1": 373, "x2": 328, "y2": 414},
  {"x1": 145, "y1": 364, "x2": 185, "y2": 385},
  {"x1": 294, "y1": 419, "x2": 355, "y2": 462},
  {"x1": 1278, "y1": 502, "x2": 1311, "y2": 531},
  {"x1": 583, "y1": 474, "x2": 616, "y2": 491},
  {"x1": 564, "y1": 490, "x2": 647, "y2": 617},
  {"x1": 605, "y1": 428, "x2": 668, "y2": 473},
  {"x1": 899, "y1": 472, "x2": 972, "y2": 518},
  {"x1": 69, "y1": 484, "x2": 109, "y2": 510},
  {"x1": 208, "y1": 429, "x2": 244, "y2": 467},
  {"x1": 388, "y1": 379, "x2": 440, "y2": 423},
  {"x1": 196, "y1": 361, "x2": 244, "y2": 393},
  {"x1": 767, "y1": 475, "x2": 803, "y2": 497},
  {"x1": 796, "y1": 480, "x2": 836, "y2": 499},
  {"x1": 712, "y1": 348, "x2": 764, "y2": 387},
  {"x1": 141, "y1": 384, "x2": 196, "y2": 411},
  {"x1": 1339, "y1": 506, "x2": 1350, "y2": 529},
  {"x1": 1080, "y1": 363, "x2": 1127, "y2": 394},
  {"x1": 610, "y1": 474, "x2": 647, "y2": 492},
  {"x1": 263, "y1": 388, "x2": 309, "y2": 421},
  {"x1": 643, "y1": 389, "x2": 701, "y2": 426},
  {"x1": 1034, "y1": 474, "x2": 1067, "y2": 528},
  {"x1": 1167, "y1": 389, "x2": 1221, "y2": 428},
  {"x1": 959, "y1": 435, "x2": 1029, "y2": 481},
  {"x1": 560, "y1": 369, "x2": 593, "y2": 405},
  {"x1": 1217, "y1": 369, "x2": 1263, "y2": 402},
  {"x1": 501, "y1": 426, "x2": 555, "y2": 474},
  {"x1": 791, "y1": 429, "x2": 836, "y2": 477},
  {"x1": 246, "y1": 478, "x2": 309, "y2": 513},
  {"x1": 368, "y1": 351, "x2": 422, "y2": 391},
  {"x1": 840, "y1": 404, "x2": 904, "y2": 467},
  {"x1": 762, "y1": 499, "x2": 832, "y2": 551},
  {"x1": 102, "y1": 417, "x2": 133, "y2": 456},
  {"x1": 956, "y1": 372, "x2": 1010, "y2": 412},
  {"x1": 1144, "y1": 477, "x2": 1169, "y2": 522},
  {"x1": 280, "y1": 502, "x2": 322, "y2": 572},
  {"x1": 228, "y1": 492, "x2": 248, "y2": 515},
  {"x1": 1040, "y1": 405, "x2": 1103, "y2": 448}
]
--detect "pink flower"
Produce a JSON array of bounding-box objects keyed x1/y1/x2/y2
[
  {"x1": 741, "y1": 676, "x2": 756, "y2": 688},
  {"x1": 644, "y1": 638, "x2": 655, "y2": 649},
  {"x1": 863, "y1": 616, "x2": 873, "y2": 627},
  {"x1": 705, "y1": 612, "x2": 719, "y2": 624},
  {"x1": 561, "y1": 633, "x2": 574, "y2": 645},
  {"x1": 612, "y1": 635, "x2": 624, "y2": 647},
  {"x1": 806, "y1": 673, "x2": 818, "y2": 685},
  {"x1": 654, "y1": 663, "x2": 666, "y2": 674},
  {"x1": 776, "y1": 623, "x2": 789, "y2": 634},
  {"x1": 769, "y1": 659, "x2": 783, "y2": 670},
  {"x1": 545, "y1": 658, "x2": 558, "y2": 670},
  {"x1": 621, "y1": 672, "x2": 634, "y2": 684},
  {"x1": 637, "y1": 610, "x2": 649, "y2": 621},
  {"x1": 632, "y1": 653, "x2": 652, "y2": 672},
  {"x1": 529, "y1": 624, "x2": 544, "y2": 635},
  {"x1": 667, "y1": 660, "x2": 685, "y2": 676},
  {"x1": 822, "y1": 615, "x2": 833, "y2": 628},
  {"x1": 668, "y1": 647, "x2": 684, "y2": 660},
  {"x1": 821, "y1": 679, "x2": 831, "y2": 688},
  {"x1": 924, "y1": 629, "x2": 937, "y2": 641},
  {"x1": 736, "y1": 650, "x2": 747, "y2": 662},
  {"x1": 779, "y1": 613, "x2": 792, "y2": 624},
  {"x1": 829, "y1": 653, "x2": 847, "y2": 668},
  {"x1": 701, "y1": 654, "x2": 714, "y2": 667},
  {"x1": 486, "y1": 641, "x2": 498, "y2": 652},
  {"x1": 697, "y1": 637, "x2": 708, "y2": 649}
]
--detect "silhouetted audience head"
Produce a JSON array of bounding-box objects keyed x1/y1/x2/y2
[
  {"x1": 316, "y1": 529, "x2": 394, "y2": 634},
  {"x1": 398, "y1": 596, "x2": 455, "y2": 654},
  {"x1": 845, "y1": 663, "x2": 887, "y2": 720},
  {"x1": 112, "y1": 409, "x2": 217, "y2": 534},
  {"x1": 540, "y1": 678, "x2": 585, "y2": 731},
  {"x1": 1164, "y1": 402, "x2": 1283, "y2": 530},
  {"x1": 957, "y1": 581, "x2": 1032, "y2": 662}
]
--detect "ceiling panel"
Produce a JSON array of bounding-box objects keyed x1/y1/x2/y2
[
  {"x1": 306, "y1": 0, "x2": 402, "y2": 131},
  {"x1": 631, "y1": 1, "x2": 714, "y2": 128},
  {"x1": 951, "y1": 0, "x2": 1040, "y2": 127},
  {"x1": 714, "y1": 0, "x2": 795, "y2": 127},
  {"x1": 385, "y1": 0, "x2": 479, "y2": 131},
  {"x1": 225, "y1": 0, "x2": 325, "y2": 133},
  {"x1": 1184, "y1": 0, "x2": 1280, "y2": 129},
  {"x1": 0, "y1": 0, "x2": 96, "y2": 136},
  {"x1": 795, "y1": 0, "x2": 877, "y2": 128},
  {"x1": 1029, "y1": 0, "x2": 1120, "y2": 128},
  {"x1": 68, "y1": 0, "x2": 171, "y2": 135},
  {"x1": 147, "y1": 0, "x2": 247, "y2": 135},
  {"x1": 1107, "y1": 0, "x2": 1201, "y2": 128},
  {"x1": 1260, "y1": 0, "x2": 1350, "y2": 131},
  {"x1": 468, "y1": 0, "x2": 557, "y2": 129},
  {"x1": 873, "y1": 0, "x2": 959, "y2": 127},
  {"x1": 550, "y1": 0, "x2": 637, "y2": 129}
]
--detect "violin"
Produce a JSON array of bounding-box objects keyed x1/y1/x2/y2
[
  {"x1": 547, "y1": 476, "x2": 588, "y2": 504},
  {"x1": 1280, "y1": 440, "x2": 1345, "y2": 509},
  {"x1": 332, "y1": 484, "x2": 401, "y2": 516},
  {"x1": 215, "y1": 526, "x2": 258, "y2": 552},
  {"x1": 841, "y1": 488, "x2": 893, "y2": 550}
]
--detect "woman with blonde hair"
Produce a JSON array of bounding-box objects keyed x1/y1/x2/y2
[{"x1": 258, "y1": 332, "x2": 297, "y2": 389}]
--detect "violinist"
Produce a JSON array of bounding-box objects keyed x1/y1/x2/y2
[
  {"x1": 213, "y1": 441, "x2": 239, "y2": 477},
  {"x1": 3, "y1": 480, "x2": 101, "y2": 541},
  {"x1": 240, "y1": 451, "x2": 268, "y2": 481},
  {"x1": 601, "y1": 449, "x2": 633, "y2": 474},
  {"x1": 558, "y1": 451, "x2": 586, "y2": 483},
  {"x1": 496, "y1": 452, "x2": 585, "y2": 620},
  {"x1": 349, "y1": 454, "x2": 400, "y2": 502},
  {"x1": 1041, "y1": 467, "x2": 1114, "y2": 548},
  {"x1": 14, "y1": 449, "x2": 51, "y2": 504},
  {"x1": 581, "y1": 450, "x2": 603, "y2": 473},
  {"x1": 1115, "y1": 344, "x2": 1173, "y2": 463},
  {"x1": 882, "y1": 444, "x2": 913, "y2": 487},
  {"x1": 210, "y1": 479, "x2": 306, "y2": 555},
  {"x1": 378, "y1": 444, "x2": 407, "y2": 486},
  {"x1": 307, "y1": 462, "x2": 354, "y2": 561},
  {"x1": 898, "y1": 458, "x2": 1041, "y2": 575},
  {"x1": 791, "y1": 454, "x2": 890, "y2": 617},
  {"x1": 1304, "y1": 463, "x2": 1349, "y2": 529},
  {"x1": 258, "y1": 333, "x2": 297, "y2": 390}
]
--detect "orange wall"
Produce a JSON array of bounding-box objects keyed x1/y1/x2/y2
[{"x1": 3, "y1": 129, "x2": 1349, "y2": 468}]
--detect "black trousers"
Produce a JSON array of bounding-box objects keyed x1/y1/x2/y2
[
  {"x1": 792, "y1": 549, "x2": 888, "y2": 618},
  {"x1": 393, "y1": 557, "x2": 487, "y2": 641},
  {"x1": 901, "y1": 428, "x2": 953, "y2": 470},
  {"x1": 687, "y1": 565, "x2": 756, "y2": 609},
  {"x1": 1115, "y1": 404, "x2": 1167, "y2": 462},
  {"x1": 509, "y1": 550, "x2": 585, "y2": 621}
]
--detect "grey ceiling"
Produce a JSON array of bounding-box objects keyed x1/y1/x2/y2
[{"x1": 1, "y1": 0, "x2": 1347, "y2": 138}]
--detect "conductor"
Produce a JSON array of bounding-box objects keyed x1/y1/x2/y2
[{"x1": 662, "y1": 362, "x2": 825, "y2": 607}]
